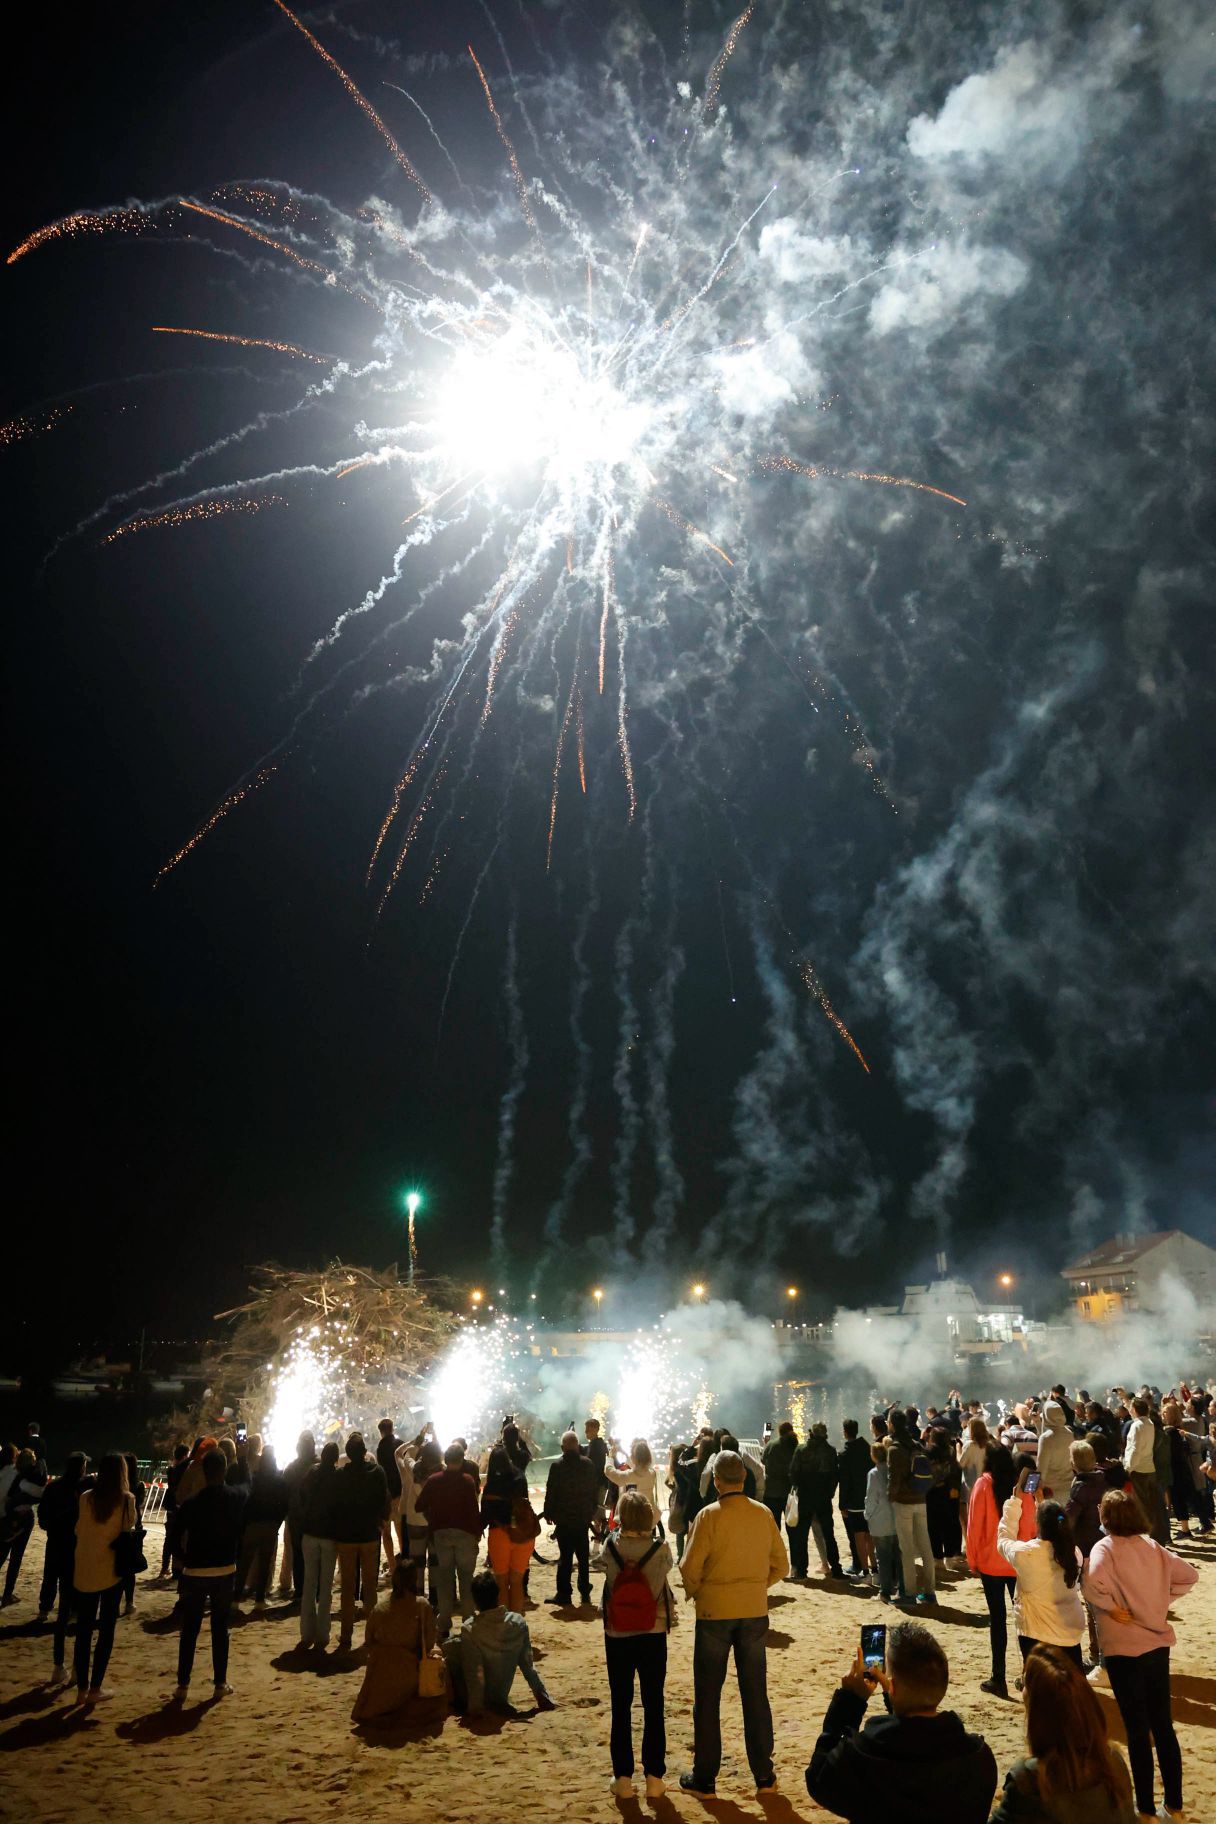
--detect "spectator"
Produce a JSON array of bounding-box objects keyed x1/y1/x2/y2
[
  {"x1": 605, "y1": 1438, "x2": 661, "y2": 1517},
  {"x1": 990, "y1": 1642, "x2": 1135, "y2": 1822},
  {"x1": 997, "y1": 1472, "x2": 1085, "y2": 1669},
  {"x1": 593, "y1": 1489, "x2": 675, "y2": 1799},
  {"x1": 332, "y1": 1431, "x2": 390, "y2": 1651},
  {"x1": 71, "y1": 1452, "x2": 136, "y2": 1704},
  {"x1": 837, "y1": 1420, "x2": 874, "y2": 1579},
  {"x1": 761, "y1": 1421, "x2": 798, "y2": 1540},
  {"x1": 790, "y1": 1424, "x2": 843, "y2": 1580},
  {"x1": 1084, "y1": 1489, "x2": 1198, "y2": 1819},
  {"x1": 699, "y1": 1431, "x2": 764, "y2": 1502},
  {"x1": 678, "y1": 1449, "x2": 788, "y2": 1794},
  {"x1": 0, "y1": 1448, "x2": 45, "y2": 1607},
  {"x1": 174, "y1": 1449, "x2": 245, "y2": 1699},
  {"x1": 583, "y1": 1416, "x2": 609, "y2": 1496},
  {"x1": 280, "y1": 1431, "x2": 317, "y2": 1601},
  {"x1": 1160, "y1": 1401, "x2": 1202, "y2": 1541},
  {"x1": 967, "y1": 1442, "x2": 1035, "y2": 1697},
  {"x1": 887, "y1": 1408, "x2": 935, "y2": 1604},
  {"x1": 298, "y1": 1439, "x2": 341, "y2": 1650},
  {"x1": 236, "y1": 1445, "x2": 289, "y2": 1611},
  {"x1": 156, "y1": 1443, "x2": 190, "y2": 1580},
  {"x1": 924, "y1": 1429, "x2": 964, "y2": 1570},
  {"x1": 863, "y1": 1441, "x2": 905, "y2": 1604},
  {"x1": 375, "y1": 1417, "x2": 405, "y2": 1562},
  {"x1": 543, "y1": 1429, "x2": 601, "y2": 1608},
  {"x1": 444, "y1": 1566, "x2": 555, "y2": 1714},
  {"x1": 805, "y1": 1621, "x2": 997, "y2": 1822},
  {"x1": 119, "y1": 1453, "x2": 147, "y2": 1614},
  {"x1": 39, "y1": 1453, "x2": 91, "y2": 1688},
  {"x1": 417, "y1": 1442, "x2": 482, "y2": 1638},
  {"x1": 1122, "y1": 1398, "x2": 1167, "y2": 1545},
  {"x1": 676, "y1": 1432, "x2": 716, "y2": 1543},
  {"x1": 481, "y1": 1433, "x2": 538, "y2": 1613},
  {"x1": 351, "y1": 1554, "x2": 438, "y2": 1722}
]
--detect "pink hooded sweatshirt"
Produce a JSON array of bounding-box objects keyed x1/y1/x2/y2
[{"x1": 1084, "y1": 1531, "x2": 1198, "y2": 1657}]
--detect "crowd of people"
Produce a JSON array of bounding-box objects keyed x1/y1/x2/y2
[{"x1": 1, "y1": 1373, "x2": 1212, "y2": 1821}]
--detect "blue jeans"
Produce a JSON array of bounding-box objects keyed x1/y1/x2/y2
[
  {"x1": 432, "y1": 1527, "x2": 479, "y2": 1636},
  {"x1": 872, "y1": 1534, "x2": 905, "y2": 1600},
  {"x1": 692, "y1": 1616, "x2": 773, "y2": 1788}
]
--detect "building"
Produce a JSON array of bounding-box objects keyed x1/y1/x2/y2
[{"x1": 1061, "y1": 1229, "x2": 1216, "y2": 1323}]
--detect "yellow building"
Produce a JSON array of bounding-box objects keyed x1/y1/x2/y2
[{"x1": 1061, "y1": 1228, "x2": 1216, "y2": 1324}]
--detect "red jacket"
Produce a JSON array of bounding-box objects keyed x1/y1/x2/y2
[
  {"x1": 416, "y1": 1467, "x2": 482, "y2": 1537},
  {"x1": 966, "y1": 1474, "x2": 1033, "y2": 1578}
]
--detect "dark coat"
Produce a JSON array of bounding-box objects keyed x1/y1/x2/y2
[
  {"x1": 543, "y1": 1451, "x2": 601, "y2": 1529},
  {"x1": 792, "y1": 1437, "x2": 839, "y2": 1504},
  {"x1": 837, "y1": 1438, "x2": 873, "y2": 1510},
  {"x1": 761, "y1": 1433, "x2": 798, "y2": 1507},
  {"x1": 1065, "y1": 1470, "x2": 1107, "y2": 1560},
  {"x1": 806, "y1": 1687, "x2": 997, "y2": 1824},
  {"x1": 331, "y1": 1457, "x2": 390, "y2": 1544}
]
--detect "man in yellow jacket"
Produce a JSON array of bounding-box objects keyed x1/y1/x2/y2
[{"x1": 678, "y1": 1449, "x2": 790, "y2": 1794}]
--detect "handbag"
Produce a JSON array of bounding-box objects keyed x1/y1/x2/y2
[
  {"x1": 113, "y1": 1525, "x2": 147, "y2": 1579},
  {"x1": 784, "y1": 1489, "x2": 799, "y2": 1528},
  {"x1": 418, "y1": 1645, "x2": 449, "y2": 1700}
]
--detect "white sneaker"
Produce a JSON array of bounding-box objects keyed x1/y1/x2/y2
[
  {"x1": 214, "y1": 1682, "x2": 234, "y2": 1696},
  {"x1": 644, "y1": 1776, "x2": 665, "y2": 1799},
  {"x1": 610, "y1": 1777, "x2": 634, "y2": 1797},
  {"x1": 48, "y1": 1666, "x2": 71, "y2": 1690},
  {"x1": 1087, "y1": 1664, "x2": 1109, "y2": 1686},
  {"x1": 85, "y1": 1686, "x2": 114, "y2": 1705}
]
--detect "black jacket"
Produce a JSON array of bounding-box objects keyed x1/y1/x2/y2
[
  {"x1": 244, "y1": 1466, "x2": 290, "y2": 1528},
  {"x1": 806, "y1": 1687, "x2": 997, "y2": 1824},
  {"x1": 283, "y1": 1449, "x2": 318, "y2": 1531},
  {"x1": 331, "y1": 1457, "x2": 389, "y2": 1543},
  {"x1": 298, "y1": 1461, "x2": 341, "y2": 1539},
  {"x1": 761, "y1": 1433, "x2": 797, "y2": 1507},
  {"x1": 38, "y1": 1475, "x2": 93, "y2": 1542},
  {"x1": 376, "y1": 1433, "x2": 403, "y2": 1499},
  {"x1": 837, "y1": 1438, "x2": 873, "y2": 1510},
  {"x1": 543, "y1": 1452, "x2": 601, "y2": 1529},
  {"x1": 177, "y1": 1485, "x2": 248, "y2": 1571},
  {"x1": 792, "y1": 1437, "x2": 839, "y2": 1503}
]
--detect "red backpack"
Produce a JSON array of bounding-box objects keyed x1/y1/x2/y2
[{"x1": 604, "y1": 1539, "x2": 661, "y2": 1632}]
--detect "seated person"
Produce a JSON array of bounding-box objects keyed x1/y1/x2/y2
[
  {"x1": 805, "y1": 1621, "x2": 997, "y2": 1823},
  {"x1": 351, "y1": 1556, "x2": 437, "y2": 1722},
  {"x1": 442, "y1": 1567, "x2": 555, "y2": 1715}
]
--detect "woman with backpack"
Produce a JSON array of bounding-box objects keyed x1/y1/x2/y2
[{"x1": 593, "y1": 1489, "x2": 676, "y2": 1800}]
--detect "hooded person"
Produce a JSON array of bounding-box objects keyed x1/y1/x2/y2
[{"x1": 1035, "y1": 1402, "x2": 1074, "y2": 1503}]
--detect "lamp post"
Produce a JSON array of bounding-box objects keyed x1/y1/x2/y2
[
  {"x1": 470, "y1": 1287, "x2": 484, "y2": 1319},
  {"x1": 786, "y1": 1285, "x2": 800, "y2": 1329},
  {"x1": 691, "y1": 1282, "x2": 707, "y2": 1303},
  {"x1": 592, "y1": 1287, "x2": 604, "y2": 1323},
  {"x1": 404, "y1": 1190, "x2": 422, "y2": 1285}
]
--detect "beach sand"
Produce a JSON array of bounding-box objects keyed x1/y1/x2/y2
[{"x1": 1, "y1": 1518, "x2": 1212, "y2": 1821}]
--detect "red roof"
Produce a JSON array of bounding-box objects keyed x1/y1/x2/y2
[{"x1": 1061, "y1": 1230, "x2": 1180, "y2": 1278}]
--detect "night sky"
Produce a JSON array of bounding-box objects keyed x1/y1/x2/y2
[{"x1": 6, "y1": 0, "x2": 1213, "y2": 1354}]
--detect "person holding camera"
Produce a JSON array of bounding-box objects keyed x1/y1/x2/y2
[{"x1": 997, "y1": 1466, "x2": 1085, "y2": 1670}]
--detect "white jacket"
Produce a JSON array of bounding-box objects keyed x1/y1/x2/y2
[
  {"x1": 1123, "y1": 1415, "x2": 1155, "y2": 1475},
  {"x1": 1034, "y1": 1402, "x2": 1074, "y2": 1499},
  {"x1": 997, "y1": 1495, "x2": 1084, "y2": 1646}
]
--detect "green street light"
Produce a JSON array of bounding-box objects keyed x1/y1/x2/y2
[{"x1": 403, "y1": 1189, "x2": 423, "y2": 1285}]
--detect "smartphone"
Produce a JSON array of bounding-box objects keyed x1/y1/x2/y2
[
  {"x1": 860, "y1": 1623, "x2": 886, "y2": 1674},
  {"x1": 236, "y1": 1423, "x2": 247, "y2": 1443},
  {"x1": 1025, "y1": 1471, "x2": 1041, "y2": 1495}
]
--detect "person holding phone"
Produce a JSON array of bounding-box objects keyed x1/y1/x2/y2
[
  {"x1": 805, "y1": 1622, "x2": 997, "y2": 1820},
  {"x1": 966, "y1": 1442, "x2": 1036, "y2": 1698},
  {"x1": 997, "y1": 1466, "x2": 1085, "y2": 1671}
]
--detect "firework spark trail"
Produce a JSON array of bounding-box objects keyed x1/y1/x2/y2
[
  {"x1": 373, "y1": 766, "x2": 446, "y2": 922},
  {"x1": 611, "y1": 917, "x2": 642, "y2": 1252},
  {"x1": 100, "y1": 493, "x2": 288, "y2": 544},
  {"x1": 547, "y1": 676, "x2": 578, "y2": 870},
  {"x1": 653, "y1": 498, "x2": 734, "y2": 567},
  {"x1": 598, "y1": 543, "x2": 614, "y2": 694},
  {"x1": 336, "y1": 455, "x2": 375, "y2": 479},
  {"x1": 152, "y1": 325, "x2": 334, "y2": 363},
  {"x1": 271, "y1": 0, "x2": 432, "y2": 202},
  {"x1": 615, "y1": 607, "x2": 638, "y2": 821},
  {"x1": 758, "y1": 453, "x2": 965, "y2": 508},
  {"x1": 490, "y1": 917, "x2": 528, "y2": 1278},
  {"x1": 177, "y1": 198, "x2": 337, "y2": 282},
  {"x1": 800, "y1": 961, "x2": 871, "y2": 1073},
  {"x1": 0, "y1": 403, "x2": 72, "y2": 446},
  {"x1": 656, "y1": 183, "x2": 778, "y2": 338},
  {"x1": 467, "y1": 45, "x2": 540, "y2": 239},
  {"x1": 576, "y1": 689, "x2": 587, "y2": 793},
  {"x1": 383, "y1": 83, "x2": 474, "y2": 198},
  {"x1": 704, "y1": 1, "x2": 756, "y2": 118},
  {"x1": 6, "y1": 206, "x2": 151, "y2": 266},
  {"x1": 155, "y1": 766, "x2": 277, "y2": 886},
  {"x1": 621, "y1": 222, "x2": 650, "y2": 301}
]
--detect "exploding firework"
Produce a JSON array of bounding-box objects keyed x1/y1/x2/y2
[{"x1": 11, "y1": 5, "x2": 1000, "y2": 1265}]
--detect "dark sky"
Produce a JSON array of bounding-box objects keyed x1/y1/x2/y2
[{"x1": 5, "y1": 0, "x2": 1213, "y2": 1353}]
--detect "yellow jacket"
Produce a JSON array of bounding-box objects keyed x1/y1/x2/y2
[{"x1": 678, "y1": 1491, "x2": 789, "y2": 1619}]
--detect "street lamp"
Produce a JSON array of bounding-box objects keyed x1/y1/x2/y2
[
  {"x1": 404, "y1": 1189, "x2": 422, "y2": 1285},
  {"x1": 691, "y1": 1282, "x2": 707, "y2": 1302},
  {"x1": 998, "y1": 1272, "x2": 1013, "y2": 1290},
  {"x1": 470, "y1": 1287, "x2": 484, "y2": 1311}
]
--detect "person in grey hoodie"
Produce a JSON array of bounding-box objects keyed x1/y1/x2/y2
[
  {"x1": 443, "y1": 1567, "x2": 556, "y2": 1714},
  {"x1": 864, "y1": 1442, "x2": 906, "y2": 1603},
  {"x1": 1035, "y1": 1402, "x2": 1075, "y2": 1503}
]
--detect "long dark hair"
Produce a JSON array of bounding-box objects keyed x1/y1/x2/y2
[
  {"x1": 90, "y1": 1452, "x2": 129, "y2": 1525},
  {"x1": 1037, "y1": 1500, "x2": 1080, "y2": 1587},
  {"x1": 485, "y1": 1444, "x2": 525, "y2": 1498},
  {"x1": 61, "y1": 1451, "x2": 89, "y2": 1488},
  {"x1": 984, "y1": 1442, "x2": 1018, "y2": 1506}
]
